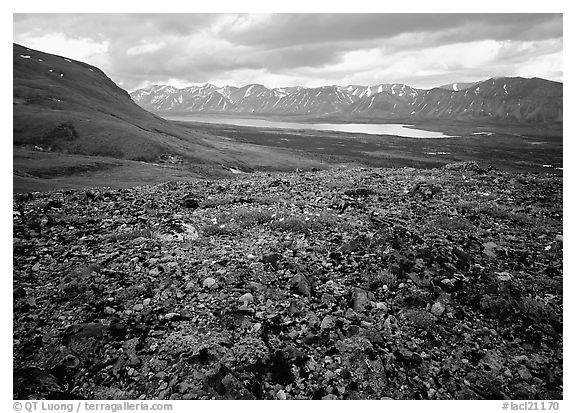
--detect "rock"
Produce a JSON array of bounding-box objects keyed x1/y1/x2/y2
[
  {"x1": 104, "y1": 306, "x2": 116, "y2": 315},
  {"x1": 483, "y1": 242, "x2": 499, "y2": 258},
  {"x1": 13, "y1": 367, "x2": 63, "y2": 399},
  {"x1": 277, "y1": 389, "x2": 287, "y2": 400},
  {"x1": 238, "y1": 292, "x2": 254, "y2": 305},
  {"x1": 164, "y1": 312, "x2": 180, "y2": 320},
  {"x1": 479, "y1": 350, "x2": 504, "y2": 374},
  {"x1": 184, "y1": 197, "x2": 199, "y2": 209},
  {"x1": 430, "y1": 302, "x2": 445, "y2": 317},
  {"x1": 43, "y1": 199, "x2": 63, "y2": 211},
  {"x1": 122, "y1": 337, "x2": 140, "y2": 366},
  {"x1": 247, "y1": 281, "x2": 265, "y2": 292},
  {"x1": 440, "y1": 278, "x2": 457, "y2": 289},
  {"x1": 13, "y1": 287, "x2": 26, "y2": 300},
  {"x1": 108, "y1": 319, "x2": 127, "y2": 339},
  {"x1": 408, "y1": 182, "x2": 442, "y2": 200},
  {"x1": 203, "y1": 277, "x2": 217, "y2": 289},
  {"x1": 345, "y1": 308, "x2": 361, "y2": 320},
  {"x1": 363, "y1": 329, "x2": 385, "y2": 347},
  {"x1": 63, "y1": 322, "x2": 105, "y2": 345},
  {"x1": 347, "y1": 325, "x2": 360, "y2": 336},
  {"x1": 375, "y1": 302, "x2": 387, "y2": 311},
  {"x1": 181, "y1": 224, "x2": 199, "y2": 241},
  {"x1": 288, "y1": 299, "x2": 305, "y2": 315},
  {"x1": 320, "y1": 315, "x2": 335, "y2": 330},
  {"x1": 177, "y1": 382, "x2": 190, "y2": 394},
  {"x1": 496, "y1": 271, "x2": 513, "y2": 282},
  {"x1": 143, "y1": 298, "x2": 151, "y2": 306},
  {"x1": 350, "y1": 287, "x2": 370, "y2": 312},
  {"x1": 290, "y1": 274, "x2": 311, "y2": 297},
  {"x1": 205, "y1": 363, "x2": 255, "y2": 399},
  {"x1": 262, "y1": 253, "x2": 282, "y2": 270},
  {"x1": 133, "y1": 304, "x2": 144, "y2": 311},
  {"x1": 518, "y1": 365, "x2": 533, "y2": 382},
  {"x1": 62, "y1": 354, "x2": 80, "y2": 369},
  {"x1": 344, "y1": 188, "x2": 374, "y2": 197}
]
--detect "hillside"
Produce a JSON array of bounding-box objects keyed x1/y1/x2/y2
[
  {"x1": 14, "y1": 44, "x2": 207, "y2": 160},
  {"x1": 13, "y1": 43, "x2": 325, "y2": 190},
  {"x1": 13, "y1": 163, "x2": 562, "y2": 400},
  {"x1": 131, "y1": 78, "x2": 562, "y2": 125}
]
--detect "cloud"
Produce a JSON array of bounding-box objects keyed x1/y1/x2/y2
[
  {"x1": 14, "y1": 32, "x2": 110, "y2": 68},
  {"x1": 126, "y1": 41, "x2": 166, "y2": 56},
  {"x1": 219, "y1": 14, "x2": 562, "y2": 48},
  {"x1": 13, "y1": 13, "x2": 563, "y2": 90}
]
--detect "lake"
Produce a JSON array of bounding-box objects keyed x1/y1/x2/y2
[{"x1": 163, "y1": 115, "x2": 454, "y2": 139}]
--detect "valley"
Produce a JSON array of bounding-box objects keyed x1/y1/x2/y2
[
  {"x1": 14, "y1": 118, "x2": 562, "y2": 193},
  {"x1": 13, "y1": 43, "x2": 562, "y2": 193}
]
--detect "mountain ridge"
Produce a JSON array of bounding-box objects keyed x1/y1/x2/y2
[{"x1": 131, "y1": 77, "x2": 562, "y2": 124}]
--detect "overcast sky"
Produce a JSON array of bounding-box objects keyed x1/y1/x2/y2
[{"x1": 13, "y1": 13, "x2": 563, "y2": 91}]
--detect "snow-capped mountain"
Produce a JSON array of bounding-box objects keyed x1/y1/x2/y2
[{"x1": 130, "y1": 77, "x2": 562, "y2": 124}]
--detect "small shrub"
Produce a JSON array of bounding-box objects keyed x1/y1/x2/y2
[
  {"x1": 400, "y1": 309, "x2": 436, "y2": 329},
  {"x1": 433, "y1": 215, "x2": 476, "y2": 232},
  {"x1": 517, "y1": 295, "x2": 557, "y2": 321},
  {"x1": 270, "y1": 217, "x2": 312, "y2": 233},
  {"x1": 479, "y1": 205, "x2": 534, "y2": 225},
  {"x1": 234, "y1": 209, "x2": 274, "y2": 228},
  {"x1": 202, "y1": 223, "x2": 239, "y2": 236},
  {"x1": 105, "y1": 228, "x2": 152, "y2": 242},
  {"x1": 41, "y1": 122, "x2": 79, "y2": 142}
]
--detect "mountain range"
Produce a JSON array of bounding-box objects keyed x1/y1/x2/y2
[{"x1": 131, "y1": 77, "x2": 563, "y2": 124}]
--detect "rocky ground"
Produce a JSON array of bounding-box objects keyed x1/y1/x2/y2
[{"x1": 13, "y1": 162, "x2": 563, "y2": 400}]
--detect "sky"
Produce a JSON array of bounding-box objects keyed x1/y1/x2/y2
[{"x1": 13, "y1": 13, "x2": 563, "y2": 91}]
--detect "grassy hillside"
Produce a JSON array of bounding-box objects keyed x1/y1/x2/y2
[{"x1": 14, "y1": 44, "x2": 194, "y2": 160}]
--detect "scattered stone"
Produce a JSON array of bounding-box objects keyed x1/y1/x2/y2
[
  {"x1": 483, "y1": 242, "x2": 499, "y2": 258},
  {"x1": 350, "y1": 287, "x2": 370, "y2": 312},
  {"x1": 62, "y1": 322, "x2": 104, "y2": 345},
  {"x1": 430, "y1": 302, "x2": 445, "y2": 317},
  {"x1": 203, "y1": 277, "x2": 217, "y2": 289},
  {"x1": 290, "y1": 274, "x2": 311, "y2": 297},
  {"x1": 238, "y1": 292, "x2": 254, "y2": 305},
  {"x1": 164, "y1": 312, "x2": 180, "y2": 320},
  {"x1": 496, "y1": 271, "x2": 513, "y2": 282},
  {"x1": 12, "y1": 165, "x2": 563, "y2": 400},
  {"x1": 184, "y1": 198, "x2": 200, "y2": 209},
  {"x1": 320, "y1": 315, "x2": 335, "y2": 330},
  {"x1": 104, "y1": 306, "x2": 116, "y2": 315},
  {"x1": 518, "y1": 365, "x2": 533, "y2": 382},
  {"x1": 262, "y1": 253, "x2": 282, "y2": 270},
  {"x1": 408, "y1": 182, "x2": 442, "y2": 200}
]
